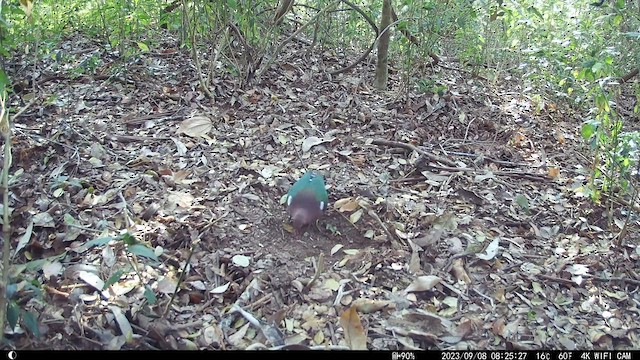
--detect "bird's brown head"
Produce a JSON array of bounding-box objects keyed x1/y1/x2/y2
[
  {"x1": 288, "y1": 190, "x2": 324, "y2": 231},
  {"x1": 291, "y1": 209, "x2": 313, "y2": 230}
]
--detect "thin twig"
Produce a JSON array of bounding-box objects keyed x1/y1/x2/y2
[
  {"x1": 162, "y1": 237, "x2": 199, "y2": 319},
  {"x1": 12, "y1": 96, "x2": 38, "y2": 119},
  {"x1": 372, "y1": 138, "x2": 457, "y2": 167},
  {"x1": 302, "y1": 252, "x2": 324, "y2": 292},
  {"x1": 367, "y1": 209, "x2": 404, "y2": 248},
  {"x1": 428, "y1": 164, "x2": 551, "y2": 181}
]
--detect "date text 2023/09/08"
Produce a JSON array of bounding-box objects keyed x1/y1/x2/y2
[{"x1": 435, "y1": 350, "x2": 637, "y2": 360}]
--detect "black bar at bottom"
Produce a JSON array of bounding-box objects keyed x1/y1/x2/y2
[{"x1": 2, "y1": 350, "x2": 638, "y2": 359}]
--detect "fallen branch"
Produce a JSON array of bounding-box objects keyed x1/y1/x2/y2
[
  {"x1": 590, "y1": 275, "x2": 640, "y2": 286},
  {"x1": 372, "y1": 139, "x2": 551, "y2": 181},
  {"x1": 367, "y1": 209, "x2": 404, "y2": 248},
  {"x1": 428, "y1": 164, "x2": 551, "y2": 182},
  {"x1": 536, "y1": 274, "x2": 576, "y2": 286},
  {"x1": 109, "y1": 134, "x2": 171, "y2": 143},
  {"x1": 439, "y1": 148, "x2": 529, "y2": 168},
  {"x1": 12, "y1": 96, "x2": 38, "y2": 118},
  {"x1": 443, "y1": 252, "x2": 471, "y2": 273},
  {"x1": 620, "y1": 68, "x2": 638, "y2": 83},
  {"x1": 124, "y1": 111, "x2": 184, "y2": 126},
  {"x1": 372, "y1": 138, "x2": 457, "y2": 167}
]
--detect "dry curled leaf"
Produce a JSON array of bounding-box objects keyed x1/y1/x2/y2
[
  {"x1": 331, "y1": 244, "x2": 344, "y2": 255},
  {"x1": 42, "y1": 261, "x2": 63, "y2": 280},
  {"x1": 77, "y1": 270, "x2": 104, "y2": 292},
  {"x1": 405, "y1": 275, "x2": 442, "y2": 293},
  {"x1": 176, "y1": 116, "x2": 212, "y2": 138},
  {"x1": 157, "y1": 277, "x2": 178, "y2": 295},
  {"x1": 210, "y1": 282, "x2": 230, "y2": 294},
  {"x1": 334, "y1": 197, "x2": 360, "y2": 212},
  {"x1": 339, "y1": 306, "x2": 367, "y2": 350},
  {"x1": 228, "y1": 322, "x2": 250, "y2": 347},
  {"x1": 302, "y1": 136, "x2": 333, "y2": 152},
  {"x1": 476, "y1": 238, "x2": 500, "y2": 260},
  {"x1": 349, "y1": 209, "x2": 364, "y2": 224},
  {"x1": 451, "y1": 259, "x2": 471, "y2": 284},
  {"x1": 352, "y1": 298, "x2": 392, "y2": 313},
  {"x1": 491, "y1": 318, "x2": 505, "y2": 337},
  {"x1": 167, "y1": 191, "x2": 195, "y2": 208},
  {"x1": 495, "y1": 287, "x2": 505, "y2": 303}
]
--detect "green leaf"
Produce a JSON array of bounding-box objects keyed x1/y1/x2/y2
[
  {"x1": 11, "y1": 252, "x2": 68, "y2": 277},
  {"x1": 592, "y1": 62, "x2": 604, "y2": 74},
  {"x1": 121, "y1": 233, "x2": 138, "y2": 246},
  {"x1": 527, "y1": 6, "x2": 543, "y2": 20},
  {"x1": 104, "y1": 269, "x2": 127, "y2": 288},
  {"x1": 63, "y1": 213, "x2": 77, "y2": 225},
  {"x1": 127, "y1": 244, "x2": 158, "y2": 261},
  {"x1": 22, "y1": 310, "x2": 40, "y2": 337},
  {"x1": 137, "y1": 42, "x2": 149, "y2": 52},
  {"x1": 7, "y1": 301, "x2": 19, "y2": 330},
  {"x1": 582, "y1": 59, "x2": 596, "y2": 69},
  {"x1": 14, "y1": 220, "x2": 33, "y2": 256},
  {"x1": 24, "y1": 280, "x2": 43, "y2": 298},
  {"x1": 75, "y1": 236, "x2": 113, "y2": 253},
  {"x1": 581, "y1": 122, "x2": 598, "y2": 139},
  {"x1": 144, "y1": 287, "x2": 157, "y2": 305},
  {"x1": 515, "y1": 194, "x2": 529, "y2": 211},
  {"x1": 6, "y1": 283, "x2": 17, "y2": 299},
  {"x1": 0, "y1": 69, "x2": 9, "y2": 94},
  {"x1": 613, "y1": 14, "x2": 622, "y2": 26},
  {"x1": 87, "y1": 236, "x2": 114, "y2": 247},
  {"x1": 53, "y1": 188, "x2": 64, "y2": 198}
]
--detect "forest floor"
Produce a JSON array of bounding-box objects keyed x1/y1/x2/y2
[{"x1": 3, "y1": 32, "x2": 640, "y2": 350}]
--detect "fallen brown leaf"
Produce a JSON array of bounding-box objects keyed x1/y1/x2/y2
[
  {"x1": 339, "y1": 306, "x2": 367, "y2": 350},
  {"x1": 451, "y1": 259, "x2": 471, "y2": 284},
  {"x1": 352, "y1": 298, "x2": 393, "y2": 313},
  {"x1": 405, "y1": 275, "x2": 442, "y2": 292}
]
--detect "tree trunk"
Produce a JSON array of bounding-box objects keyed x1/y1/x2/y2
[{"x1": 374, "y1": 0, "x2": 392, "y2": 90}]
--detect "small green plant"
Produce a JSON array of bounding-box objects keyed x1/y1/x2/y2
[
  {"x1": 71, "y1": 54, "x2": 101, "y2": 76},
  {"x1": 578, "y1": 81, "x2": 639, "y2": 232},
  {"x1": 416, "y1": 78, "x2": 447, "y2": 95},
  {"x1": 5, "y1": 280, "x2": 42, "y2": 338},
  {"x1": 81, "y1": 233, "x2": 159, "y2": 306}
]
